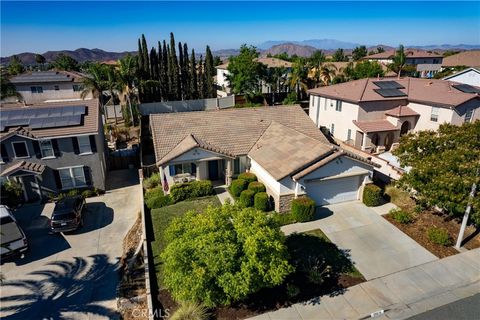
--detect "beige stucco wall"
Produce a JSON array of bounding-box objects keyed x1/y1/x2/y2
[
  {"x1": 14, "y1": 82, "x2": 92, "y2": 104},
  {"x1": 408, "y1": 102, "x2": 454, "y2": 132},
  {"x1": 357, "y1": 100, "x2": 408, "y2": 121}
]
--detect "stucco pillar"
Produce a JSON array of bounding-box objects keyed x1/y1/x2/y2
[
  {"x1": 294, "y1": 181, "x2": 300, "y2": 199},
  {"x1": 35, "y1": 175, "x2": 43, "y2": 199},
  {"x1": 361, "y1": 132, "x2": 368, "y2": 151},
  {"x1": 225, "y1": 159, "x2": 233, "y2": 186},
  {"x1": 159, "y1": 166, "x2": 166, "y2": 195},
  {"x1": 196, "y1": 162, "x2": 200, "y2": 180}
]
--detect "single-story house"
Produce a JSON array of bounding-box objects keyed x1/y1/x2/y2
[{"x1": 150, "y1": 105, "x2": 377, "y2": 212}]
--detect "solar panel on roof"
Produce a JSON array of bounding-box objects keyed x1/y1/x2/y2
[
  {"x1": 29, "y1": 118, "x2": 45, "y2": 129},
  {"x1": 373, "y1": 81, "x2": 405, "y2": 89},
  {"x1": 374, "y1": 88, "x2": 408, "y2": 98},
  {"x1": 452, "y1": 84, "x2": 480, "y2": 94}
]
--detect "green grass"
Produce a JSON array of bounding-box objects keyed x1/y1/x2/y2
[
  {"x1": 298, "y1": 229, "x2": 364, "y2": 279},
  {"x1": 150, "y1": 196, "x2": 221, "y2": 284}
]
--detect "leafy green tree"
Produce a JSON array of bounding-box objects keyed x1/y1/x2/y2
[
  {"x1": 332, "y1": 48, "x2": 347, "y2": 62},
  {"x1": 308, "y1": 50, "x2": 326, "y2": 67},
  {"x1": 352, "y1": 45, "x2": 368, "y2": 61},
  {"x1": 376, "y1": 46, "x2": 385, "y2": 53},
  {"x1": 1, "y1": 75, "x2": 22, "y2": 101},
  {"x1": 213, "y1": 56, "x2": 222, "y2": 66},
  {"x1": 7, "y1": 55, "x2": 25, "y2": 75},
  {"x1": 264, "y1": 66, "x2": 288, "y2": 105},
  {"x1": 352, "y1": 60, "x2": 384, "y2": 79},
  {"x1": 287, "y1": 57, "x2": 309, "y2": 99},
  {"x1": 81, "y1": 63, "x2": 108, "y2": 119},
  {"x1": 52, "y1": 53, "x2": 79, "y2": 71},
  {"x1": 388, "y1": 44, "x2": 407, "y2": 78},
  {"x1": 161, "y1": 204, "x2": 293, "y2": 307},
  {"x1": 35, "y1": 54, "x2": 46, "y2": 70},
  {"x1": 394, "y1": 121, "x2": 480, "y2": 229},
  {"x1": 226, "y1": 45, "x2": 266, "y2": 96},
  {"x1": 118, "y1": 54, "x2": 138, "y2": 125}
]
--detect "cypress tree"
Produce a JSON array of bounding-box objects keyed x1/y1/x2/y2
[
  {"x1": 198, "y1": 55, "x2": 205, "y2": 99},
  {"x1": 150, "y1": 47, "x2": 160, "y2": 101},
  {"x1": 169, "y1": 32, "x2": 179, "y2": 100},
  {"x1": 157, "y1": 41, "x2": 164, "y2": 101},
  {"x1": 190, "y1": 49, "x2": 198, "y2": 99},
  {"x1": 205, "y1": 45, "x2": 215, "y2": 98},
  {"x1": 167, "y1": 43, "x2": 173, "y2": 100},
  {"x1": 137, "y1": 38, "x2": 145, "y2": 101},
  {"x1": 141, "y1": 34, "x2": 150, "y2": 79},
  {"x1": 161, "y1": 40, "x2": 169, "y2": 101},
  {"x1": 178, "y1": 42, "x2": 185, "y2": 100},
  {"x1": 183, "y1": 43, "x2": 191, "y2": 100}
]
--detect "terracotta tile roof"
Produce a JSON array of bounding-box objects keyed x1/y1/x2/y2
[
  {"x1": 150, "y1": 105, "x2": 329, "y2": 164},
  {"x1": 366, "y1": 49, "x2": 443, "y2": 60},
  {"x1": 442, "y1": 51, "x2": 480, "y2": 67},
  {"x1": 309, "y1": 77, "x2": 480, "y2": 108},
  {"x1": 0, "y1": 99, "x2": 100, "y2": 139},
  {"x1": 385, "y1": 106, "x2": 419, "y2": 117},
  {"x1": 353, "y1": 120, "x2": 398, "y2": 133},
  {"x1": 248, "y1": 122, "x2": 334, "y2": 180},
  {"x1": 0, "y1": 161, "x2": 45, "y2": 177},
  {"x1": 215, "y1": 57, "x2": 292, "y2": 70},
  {"x1": 292, "y1": 149, "x2": 379, "y2": 180}
]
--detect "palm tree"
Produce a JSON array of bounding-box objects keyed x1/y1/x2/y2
[
  {"x1": 118, "y1": 55, "x2": 138, "y2": 126},
  {"x1": 312, "y1": 63, "x2": 338, "y2": 87},
  {"x1": 104, "y1": 66, "x2": 122, "y2": 125},
  {"x1": 264, "y1": 66, "x2": 287, "y2": 105},
  {"x1": 81, "y1": 63, "x2": 108, "y2": 122},
  {"x1": 388, "y1": 45, "x2": 407, "y2": 78},
  {"x1": 287, "y1": 58, "x2": 309, "y2": 100},
  {"x1": 1, "y1": 75, "x2": 22, "y2": 102}
]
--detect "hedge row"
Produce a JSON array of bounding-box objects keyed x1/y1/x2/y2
[
  {"x1": 229, "y1": 173, "x2": 270, "y2": 211},
  {"x1": 145, "y1": 180, "x2": 215, "y2": 210}
]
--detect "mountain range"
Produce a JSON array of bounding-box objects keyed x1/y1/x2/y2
[{"x1": 2, "y1": 40, "x2": 479, "y2": 65}]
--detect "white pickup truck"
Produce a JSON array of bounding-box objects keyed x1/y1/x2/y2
[{"x1": 1, "y1": 205, "x2": 28, "y2": 260}]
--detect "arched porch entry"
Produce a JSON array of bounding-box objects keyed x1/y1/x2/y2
[{"x1": 400, "y1": 121, "x2": 411, "y2": 136}]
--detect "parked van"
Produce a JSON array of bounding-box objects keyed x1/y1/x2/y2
[{"x1": 1, "y1": 205, "x2": 28, "y2": 260}]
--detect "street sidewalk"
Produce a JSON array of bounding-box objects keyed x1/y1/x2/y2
[{"x1": 249, "y1": 248, "x2": 480, "y2": 320}]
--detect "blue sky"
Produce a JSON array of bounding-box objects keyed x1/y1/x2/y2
[{"x1": 1, "y1": 1, "x2": 479, "y2": 56}]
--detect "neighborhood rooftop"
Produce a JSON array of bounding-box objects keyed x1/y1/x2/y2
[
  {"x1": 442, "y1": 50, "x2": 480, "y2": 67},
  {"x1": 308, "y1": 77, "x2": 480, "y2": 108},
  {"x1": 0, "y1": 99, "x2": 99, "y2": 140},
  {"x1": 9, "y1": 70, "x2": 85, "y2": 84},
  {"x1": 216, "y1": 57, "x2": 293, "y2": 70},
  {"x1": 365, "y1": 49, "x2": 443, "y2": 59},
  {"x1": 150, "y1": 105, "x2": 329, "y2": 165}
]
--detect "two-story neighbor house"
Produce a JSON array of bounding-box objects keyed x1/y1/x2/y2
[
  {"x1": 308, "y1": 77, "x2": 480, "y2": 153},
  {"x1": 0, "y1": 99, "x2": 106, "y2": 201},
  {"x1": 7, "y1": 71, "x2": 92, "y2": 104},
  {"x1": 365, "y1": 49, "x2": 443, "y2": 78},
  {"x1": 150, "y1": 105, "x2": 376, "y2": 212}
]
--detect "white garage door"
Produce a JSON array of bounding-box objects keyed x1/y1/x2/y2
[{"x1": 306, "y1": 175, "x2": 363, "y2": 206}]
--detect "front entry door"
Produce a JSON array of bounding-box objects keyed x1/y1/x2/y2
[{"x1": 208, "y1": 160, "x2": 219, "y2": 180}]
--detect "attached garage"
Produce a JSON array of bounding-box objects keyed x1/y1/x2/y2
[{"x1": 305, "y1": 174, "x2": 365, "y2": 206}]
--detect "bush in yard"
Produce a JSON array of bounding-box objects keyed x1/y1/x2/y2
[
  {"x1": 362, "y1": 184, "x2": 383, "y2": 207},
  {"x1": 248, "y1": 181, "x2": 266, "y2": 193},
  {"x1": 170, "y1": 180, "x2": 214, "y2": 203},
  {"x1": 390, "y1": 208, "x2": 414, "y2": 224},
  {"x1": 0, "y1": 180, "x2": 23, "y2": 208},
  {"x1": 271, "y1": 212, "x2": 297, "y2": 226},
  {"x1": 286, "y1": 283, "x2": 300, "y2": 299},
  {"x1": 238, "y1": 172, "x2": 257, "y2": 184},
  {"x1": 170, "y1": 301, "x2": 209, "y2": 320},
  {"x1": 239, "y1": 190, "x2": 255, "y2": 207},
  {"x1": 427, "y1": 227, "x2": 452, "y2": 246},
  {"x1": 81, "y1": 189, "x2": 97, "y2": 198},
  {"x1": 254, "y1": 192, "x2": 269, "y2": 212},
  {"x1": 145, "y1": 188, "x2": 172, "y2": 209},
  {"x1": 143, "y1": 173, "x2": 160, "y2": 189},
  {"x1": 291, "y1": 197, "x2": 316, "y2": 222},
  {"x1": 161, "y1": 204, "x2": 293, "y2": 307},
  {"x1": 230, "y1": 179, "x2": 248, "y2": 198}
]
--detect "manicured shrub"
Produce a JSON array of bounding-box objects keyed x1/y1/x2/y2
[
  {"x1": 239, "y1": 189, "x2": 255, "y2": 207},
  {"x1": 238, "y1": 172, "x2": 257, "y2": 184},
  {"x1": 390, "y1": 208, "x2": 414, "y2": 224},
  {"x1": 248, "y1": 181, "x2": 266, "y2": 193},
  {"x1": 286, "y1": 283, "x2": 300, "y2": 299},
  {"x1": 81, "y1": 189, "x2": 97, "y2": 198},
  {"x1": 254, "y1": 192, "x2": 269, "y2": 212},
  {"x1": 291, "y1": 197, "x2": 316, "y2": 222},
  {"x1": 145, "y1": 187, "x2": 172, "y2": 209},
  {"x1": 170, "y1": 180, "x2": 214, "y2": 203},
  {"x1": 0, "y1": 180, "x2": 23, "y2": 208},
  {"x1": 362, "y1": 184, "x2": 383, "y2": 207},
  {"x1": 170, "y1": 301, "x2": 209, "y2": 320},
  {"x1": 271, "y1": 212, "x2": 297, "y2": 226},
  {"x1": 143, "y1": 173, "x2": 160, "y2": 189},
  {"x1": 230, "y1": 179, "x2": 248, "y2": 198},
  {"x1": 427, "y1": 227, "x2": 452, "y2": 246}
]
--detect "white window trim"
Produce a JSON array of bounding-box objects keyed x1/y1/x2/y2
[
  {"x1": 57, "y1": 165, "x2": 87, "y2": 190},
  {"x1": 465, "y1": 109, "x2": 474, "y2": 123},
  {"x1": 11, "y1": 141, "x2": 30, "y2": 159},
  {"x1": 77, "y1": 136, "x2": 92, "y2": 155},
  {"x1": 39, "y1": 139, "x2": 55, "y2": 159},
  {"x1": 430, "y1": 107, "x2": 439, "y2": 122}
]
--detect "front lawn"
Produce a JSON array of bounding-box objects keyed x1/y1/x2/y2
[{"x1": 150, "y1": 196, "x2": 221, "y2": 282}]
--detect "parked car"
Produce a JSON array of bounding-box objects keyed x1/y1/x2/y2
[
  {"x1": 1, "y1": 205, "x2": 28, "y2": 260},
  {"x1": 50, "y1": 196, "x2": 86, "y2": 233}
]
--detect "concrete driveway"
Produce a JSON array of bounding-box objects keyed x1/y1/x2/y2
[
  {"x1": 282, "y1": 201, "x2": 438, "y2": 280},
  {"x1": 0, "y1": 169, "x2": 141, "y2": 320}
]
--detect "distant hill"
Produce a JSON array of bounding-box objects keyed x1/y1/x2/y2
[
  {"x1": 1, "y1": 48, "x2": 136, "y2": 65},
  {"x1": 258, "y1": 39, "x2": 361, "y2": 50},
  {"x1": 263, "y1": 43, "x2": 318, "y2": 57}
]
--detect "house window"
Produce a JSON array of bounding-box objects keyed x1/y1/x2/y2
[
  {"x1": 347, "y1": 129, "x2": 352, "y2": 141},
  {"x1": 73, "y1": 84, "x2": 83, "y2": 92},
  {"x1": 54, "y1": 85, "x2": 60, "y2": 91},
  {"x1": 30, "y1": 86, "x2": 43, "y2": 93},
  {"x1": 430, "y1": 107, "x2": 439, "y2": 122},
  {"x1": 40, "y1": 140, "x2": 54, "y2": 158},
  {"x1": 77, "y1": 136, "x2": 91, "y2": 154},
  {"x1": 173, "y1": 163, "x2": 193, "y2": 175},
  {"x1": 335, "y1": 100, "x2": 342, "y2": 112},
  {"x1": 465, "y1": 109, "x2": 474, "y2": 123},
  {"x1": 59, "y1": 166, "x2": 86, "y2": 189},
  {"x1": 234, "y1": 156, "x2": 249, "y2": 175},
  {"x1": 12, "y1": 141, "x2": 29, "y2": 158},
  {"x1": 330, "y1": 123, "x2": 335, "y2": 135}
]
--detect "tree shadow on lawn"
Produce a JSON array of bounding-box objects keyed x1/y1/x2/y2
[{"x1": 233, "y1": 232, "x2": 363, "y2": 313}]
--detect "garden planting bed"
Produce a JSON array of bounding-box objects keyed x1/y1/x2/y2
[{"x1": 384, "y1": 209, "x2": 480, "y2": 258}]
